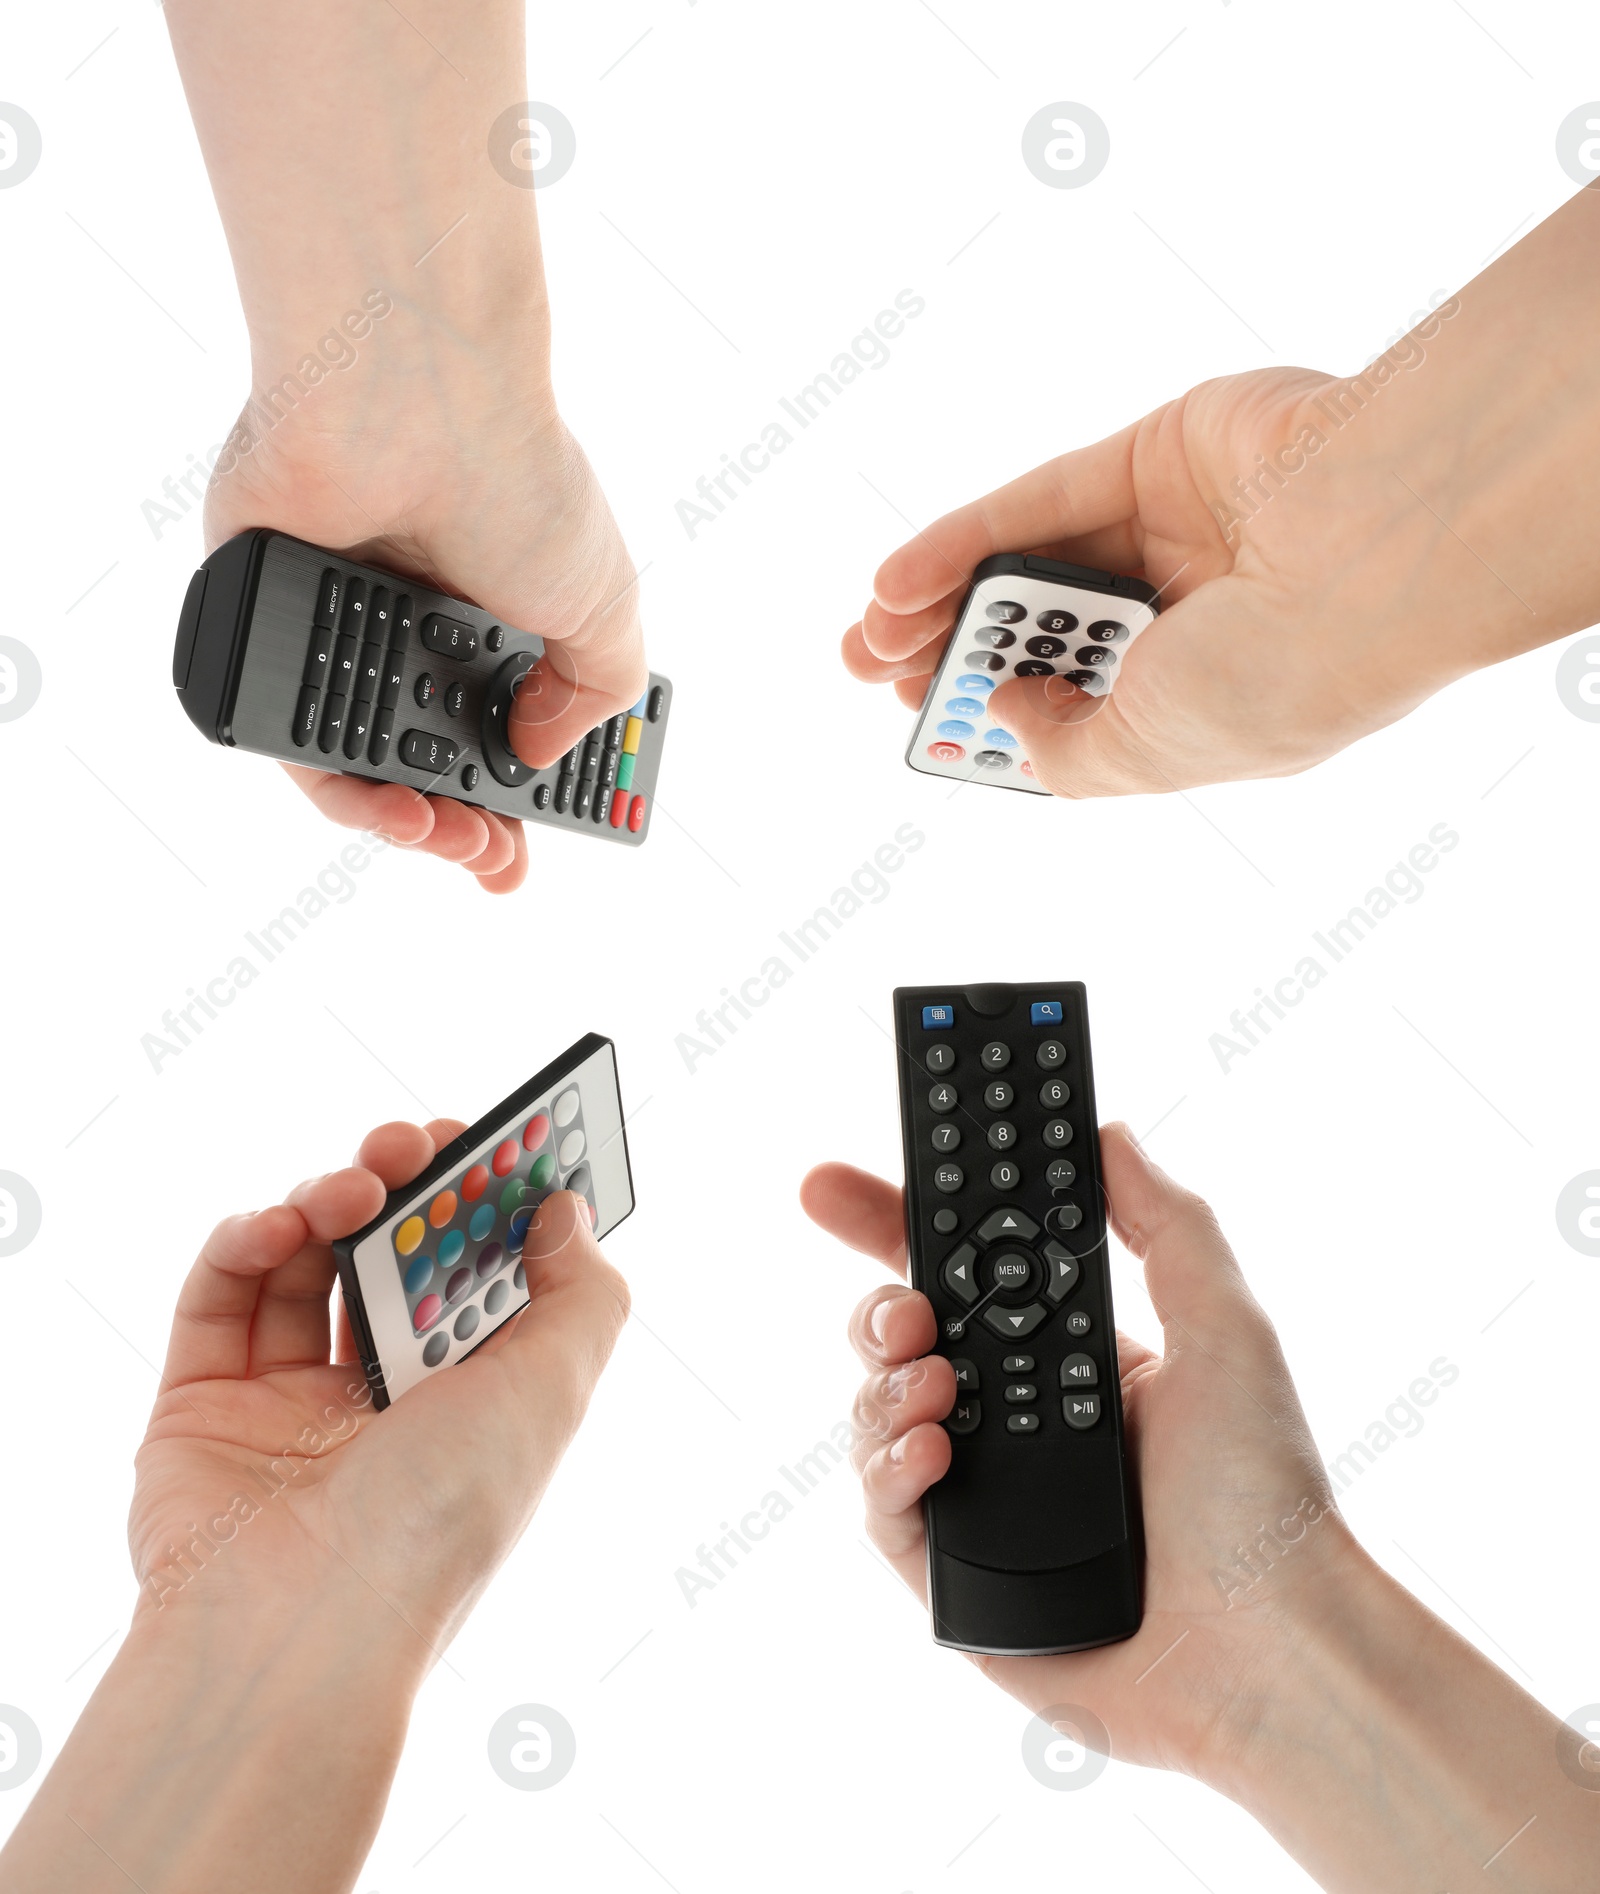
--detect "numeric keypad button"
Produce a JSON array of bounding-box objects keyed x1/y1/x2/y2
[
  {"x1": 986, "y1": 1120, "x2": 1017, "y2": 1151},
  {"x1": 1086, "y1": 620, "x2": 1129, "y2": 644},
  {"x1": 990, "y1": 1160, "x2": 1021, "y2": 1192},
  {"x1": 1042, "y1": 1119, "x2": 1073, "y2": 1149},
  {"x1": 1046, "y1": 1158, "x2": 1077, "y2": 1189},
  {"x1": 930, "y1": 1123, "x2": 961, "y2": 1154},
  {"x1": 1025, "y1": 634, "x2": 1068, "y2": 659},
  {"x1": 933, "y1": 1163, "x2": 964, "y2": 1194},
  {"x1": 925, "y1": 1043, "x2": 956, "y2": 1075},
  {"x1": 1036, "y1": 1040, "x2": 1067, "y2": 1070},
  {"x1": 928, "y1": 1082, "x2": 958, "y2": 1114},
  {"x1": 983, "y1": 1079, "x2": 1014, "y2": 1110},
  {"x1": 985, "y1": 601, "x2": 1026, "y2": 624},
  {"x1": 981, "y1": 1041, "x2": 1011, "y2": 1071},
  {"x1": 1039, "y1": 1078, "x2": 1071, "y2": 1108},
  {"x1": 1035, "y1": 608, "x2": 1078, "y2": 635}
]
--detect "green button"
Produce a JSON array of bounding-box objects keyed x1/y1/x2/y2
[
  {"x1": 529, "y1": 1152, "x2": 556, "y2": 1190},
  {"x1": 498, "y1": 1177, "x2": 528, "y2": 1216},
  {"x1": 616, "y1": 752, "x2": 636, "y2": 791}
]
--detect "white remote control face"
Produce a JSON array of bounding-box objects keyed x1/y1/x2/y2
[{"x1": 905, "y1": 563, "x2": 1157, "y2": 794}]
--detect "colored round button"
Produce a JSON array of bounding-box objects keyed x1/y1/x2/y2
[
  {"x1": 469, "y1": 1203, "x2": 495, "y2": 1241},
  {"x1": 565, "y1": 1163, "x2": 593, "y2": 1199},
  {"x1": 514, "y1": 1262, "x2": 526, "y2": 1292},
  {"x1": 983, "y1": 728, "x2": 1017, "y2": 748},
  {"x1": 974, "y1": 749, "x2": 1013, "y2": 770},
  {"x1": 421, "y1": 1331, "x2": 449, "y2": 1368},
  {"x1": 945, "y1": 697, "x2": 984, "y2": 717},
  {"x1": 553, "y1": 1090, "x2": 580, "y2": 1128},
  {"x1": 628, "y1": 794, "x2": 646, "y2": 833},
  {"x1": 522, "y1": 1112, "x2": 550, "y2": 1151},
  {"x1": 499, "y1": 1176, "x2": 529, "y2": 1216},
  {"x1": 438, "y1": 1229, "x2": 465, "y2": 1270},
  {"x1": 492, "y1": 1139, "x2": 519, "y2": 1177},
  {"x1": 476, "y1": 1240, "x2": 504, "y2": 1278},
  {"x1": 403, "y1": 1255, "x2": 434, "y2": 1296},
  {"x1": 955, "y1": 674, "x2": 995, "y2": 694},
  {"x1": 1020, "y1": 760, "x2": 1035, "y2": 778},
  {"x1": 428, "y1": 1189, "x2": 457, "y2": 1228},
  {"x1": 928, "y1": 741, "x2": 965, "y2": 762},
  {"x1": 558, "y1": 1128, "x2": 585, "y2": 1169},
  {"x1": 937, "y1": 719, "x2": 975, "y2": 739},
  {"x1": 445, "y1": 1266, "x2": 472, "y2": 1304},
  {"x1": 529, "y1": 1152, "x2": 556, "y2": 1189},
  {"x1": 964, "y1": 651, "x2": 1006, "y2": 671},
  {"x1": 485, "y1": 1279, "x2": 510, "y2": 1316},
  {"x1": 985, "y1": 600, "x2": 1026, "y2": 623},
  {"x1": 461, "y1": 1163, "x2": 490, "y2": 1203},
  {"x1": 453, "y1": 1305, "x2": 480, "y2": 1342},
  {"x1": 508, "y1": 1208, "x2": 533, "y2": 1253},
  {"x1": 395, "y1": 1215, "x2": 426, "y2": 1257},
  {"x1": 412, "y1": 1293, "x2": 443, "y2": 1334}
]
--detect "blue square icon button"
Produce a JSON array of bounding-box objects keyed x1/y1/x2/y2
[
  {"x1": 922, "y1": 1005, "x2": 956, "y2": 1030},
  {"x1": 1030, "y1": 1000, "x2": 1063, "y2": 1026}
]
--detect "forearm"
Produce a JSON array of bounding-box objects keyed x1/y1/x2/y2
[
  {"x1": 164, "y1": 0, "x2": 550, "y2": 397},
  {"x1": 0, "y1": 1591, "x2": 426, "y2": 1894},
  {"x1": 1213, "y1": 1546, "x2": 1598, "y2": 1891}
]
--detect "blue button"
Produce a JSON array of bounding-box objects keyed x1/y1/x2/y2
[
  {"x1": 922, "y1": 1005, "x2": 955, "y2": 1030},
  {"x1": 955, "y1": 674, "x2": 995, "y2": 695},
  {"x1": 630, "y1": 692, "x2": 649, "y2": 716},
  {"x1": 1031, "y1": 1000, "x2": 1063, "y2": 1025},
  {"x1": 937, "y1": 719, "x2": 975, "y2": 739},
  {"x1": 983, "y1": 728, "x2": 1017, "y2": 748},
  {"x1": 945, "y1": 696, "x2": 984, "y2": 717}
]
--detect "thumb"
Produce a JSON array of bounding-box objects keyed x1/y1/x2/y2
[{"x1": 986, "y1": 672, "x2": 1157, "y2": 798}]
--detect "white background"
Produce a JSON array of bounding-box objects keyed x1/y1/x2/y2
[{"x1": 3, "y1": 3, "x2": 1599, "y2": 1889}]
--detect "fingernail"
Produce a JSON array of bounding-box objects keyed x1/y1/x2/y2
[
  {"x1": 886, "y1": 1363, "x2": 925, "y2": 1404},
  {"x1": 869, "y1": 1299, "x2": 894, "y2": 1347},
  {"x1": 888, "y1": 1436, "x2": 909, "y2": 1464}
]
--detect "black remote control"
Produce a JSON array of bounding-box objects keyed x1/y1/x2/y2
[
  {"x1": 892, "y1": 982, "x2": 1141, "y2": 1654},
  {"x1": 173, "y1": 529, "x2": 671, "y2": 845}
]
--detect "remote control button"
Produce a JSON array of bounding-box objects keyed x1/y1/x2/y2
[
  {"x1": 930, "y1": 1123, "x2": 961, "y2": 1154},
  {"x1": 1047, "y1": 1202, "x2": 1085, "y2": 1235},
  {"x1": 461, "y1": 1164, "x2": 489, "y2": 1203},
  {"x1": 314, "y1": 567, "x2": 341, "y2": 629},
  {"x1": 558, "y1": 1128, "x2": 585, "y2": 1170},
  {"x1": 292, "y1": 686, "x2": 320, "y2": 746},
  {"x1": 989, "y1": 1250, "x2": 1034, "y2": 1293},
  {"x1": 421, "y1": 613, "x2": 478, "y2": 660},
  {"x1": 1064, "y1": 668, "x2": 1108, "y2": 694},
  {"x1": 429, "y1": 1188, "x2": 459, "y2": 1227},
  {"x1": 942, "y1": 1243, "x2": 979, "y2": 1304},
  {"x1": 444, "y1": 1266, "x2": 473, "y2": 1306},
  {"x1": 554, "y1": 774, "x2": 575, "y2": 814},
  {"x1": 1006, "y1": 1412, "x2": 1041, "y2": 1434},
  {"x1": 984, "y1": 1079, "x2": 1014, "y2": 1110},
  {"x1": 1074, "y1": 646, "x2": 1116, "y2": 669},
  {"x1": 977, "y1": 1206, "x2": 1038, "y2": 1244},
  {"x1": 1042, "y1": 1119, "x2": 1073, "y2": 1149},
  {"x1": 1036, "y1": 1040, "x2": 1067, "y2": 1070},
  {"x1": 391, "y1": 595, "x2": 414, "y2": 650},
  {"x1": 974, "y1": 749, "x2": 1013, "y2": 771},
  {"x1": 412, "y1": 1292, "x2": 443, "y2": 1334},
  {"x1": 933, "y1": 1162, "x2": 964, "y2": 1194},
  {"x1": 1085, "y1": 619, "x2": 1129, "y2": 644},
  {"x1": 444, "y1": 681, "x2": 466, "y2": 717},
  {"x1": 522, "y1": 1112, "x2": 550, "y2": 1150},
  {"x1": 1005, "y1": 1300, "x2": 1059, "y2": 1347},
  {"x1": 1004, "y1": 1382, "x2": 1038, "y2": 1404},
  {"x1": 1035, "y1": 608, "x2": 1078, "y2": 635},
  {"x1": 1063, "y1": 1393, "x2": 1102, "y2": 1430},
  {"x1": 332, "y1": 632, "x2": 358, "y2": 691},
  {"x1": 1060, "y1": 1353, "x2": 1098, "y2": 1389},
  {"x1": 932, "y1": 1208, "x2": 959, "y2": 1235},
  {"x1": 421, "y1": 1330, "x2": 449, "y2": 1367},
  {"x1": 453, "y1": 1305, "x2": 480, "y2": 1342},
  {"x1": 955, "y1": 673, "x2": 995, "y2": 694},
  {"x1": 1039, "y1": 1078, "x2": 1071, "y2": 1108},
  {"x1": 598, "y1": 748, "x2": 621, "y2": 797},
  {"x1": 647, "y1": 683, "x2": 666, "y2": 721},
  {"x1": 980, "y1": 1041, "x2": 1011, "y2": 1072},
  {"x1": 1012, "y1": 659, "x2": 1055, "y2": 678},
  {"x1": 393, "y1": 1215, "x2": 426, "y2": 1256},
  {"x1": 982, "y1": 728, "x2": 1017, "y2": 749},
  {"x1": 1066, "y1": 1310, "x2": 1092, "y2": 1336},
  {"x1": 604, "y1": 712, "x2": 626, "y2": 750},
  {"x1": 414, "y1": 672, "x2": 437, "y2": 709},
  {"x1": 945, "y1": 696, "x2": 985, "y2": 717},
  {"x1": 528, "y1": 1152, "x2": 556, "y2": 1189},
  {"x1": 1030, "y1": 1001, "x2": 1063, "y2": 1025},
  {"x1": 340, "y1": 575, "x2": 368, "y2": 633},
  {"x1": 303, "y1": 624, "x2": 334, "y2": 686},
  {"x1": 574, "y1": 778, "x2": 594, "y2": 819},
  {"x1": 485, "y1": 1278, "x2": 510, "y2": 1315},
  {"x1": 946, "y1": 1398, "x2": 981, "y2": 1436},
  {"x1": 318, "y1": 695, "x2": 346, "y2": 753},
  {"x1": 922, "y1": 1005, "x2": 955, "y2": 1031},
  {"x1": 1025, "y1": 634, "x2": 1069, "y2": 659},
  {"x1": 950, "y1": 1358, "x2": 978, "y2": 1391},
  {"x1": 400, "y1": 729, "x2": 459, "y2": 773},
  {"x1": 533, "y1": 782, "x2": 552, "y2": 810},
  {"x1": 974, "y1": 625, "x2": 1018, "y2": 650},
  {"x1": 368, "y1": 707, "x2": 395, "y2": 765},
  {"x1": 1046, "y1": 1158, "x2": 1077, "y2": 1189},
  {"x1": 925, "y1": 1042, "x2": 955, "y2": 1074},
  {"x1": 553, "y1": 1088, "x2": 580, "y2": 1128},
  {"x1": 469, "y1": 1204, "x2": 495, "y2": 1242},
  {"x1": 984, "y1": 600, "x2": 1026, "y2": 624},
  {"x1": 616, "y1": 753, "x2": 636, "y2": 791},
  {"x1": 369, "y1": 586, "x2": 391, "y2": 639},
  {"x1": 964, "y1": 651, "x2": 1007, "y2": 672},
  {"x1": 936, "y1": 719, "x2": 974, "y2": 739},
  {"x1": 627, "y1": 793, "x2": 647, "y2": 833},
  {"x1": 343, "y1": 702, "x2": 372, "y2": 759},
  {"x1": 990, "y1": 1160, "x2": 1021, "y2": 1191},
  {"x1": 928, "y1": 1082, "x2": 958, "y2": 1113},
  {"x1": 1002, "y1": 1354, "x2": 1035, "y2": 1374},
  {"x1": 622, "y1": 715, "x2": 644, "y2": 755},
  {"x1": 986, "y1": 1119, "x2": 1016, "y2": 1151},
  {"x1": 927, "y1": 740, "x2": 965, "y2": 762},
  {"x1": 485, "y1": 625, "x2": 504, "y2": 653},
  {"x1": 1041, "y1": 1241, "x2": 1081, "y2": 1302},
  {"x1": 461, "y1": 763, "x2": 479, "y2": 791},
  {"x1": 580, "y1": 736, "x2": 602, "y2": 780},
  {"x1": 357, "y1": 642, "x2": 383, "y2": 697},
  {"x1": 403, "y1": 1255, "x2": 433, "y2": 1296},
  {"x1": 378, "y1": 651, "x2": 404, "y2": 710}
]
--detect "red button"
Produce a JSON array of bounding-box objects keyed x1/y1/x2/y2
[
  {"x1": 609, "y1": 789, "x2": 628, "y2": 828},
  {"x1": 628, "y1": 795, "x2": 646, "y2": 833},
  {"x1": 460, "y1": 1162, "x2": 489, "y2": 1202},
  {"x1": 928, "y1": 741, "x2": 964, "y2": 762},
  {"x1": 521, "y1": 1111, "x2": 550, "y2": 1151},
  {"x1": 491, "y1": 1138, "x2": 518, "y2": 1177},
  {"x1": 1020, "y1": 760, "x2": 1035, "y2": 779}
]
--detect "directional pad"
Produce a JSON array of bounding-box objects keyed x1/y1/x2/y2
[
  {"x1": 941, "y1": 1243, "x2": 980, "y2": 1305},
  {"x1": 1041, "y1": 1240, "x2": 1081, "y2": 1303},
  {"x1": 977, "y1": 1206, "x2": 1039, "y2": 1245},
  {"x1": 479, "y1": 652, "x2": 538, "y2": 786},
  {"x1": 981, "y1": 1301, "x2": 1047, "y2": 1340}
]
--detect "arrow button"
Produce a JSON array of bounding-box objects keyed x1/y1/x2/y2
[
  {"x1": 981, "y1": 1301, "x2": 1046, "y2": 1340},
  {"x1": 940, "y1": 1243, "x2": 980, "y2": 1306},
  {"x1": 977, "y1": 1205, "x2": 1040, "y2": 1245}
]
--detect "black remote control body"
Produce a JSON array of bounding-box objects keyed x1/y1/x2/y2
[
  {"x1": 892, "y1": 982, "x2": 1141, "y2": 1654},
  {"x1": 173, "y1": 529, "x2": 671, "y2": 845}
]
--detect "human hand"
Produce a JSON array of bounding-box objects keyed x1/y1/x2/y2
[
  {"x1": 800, "y1": 1122, "x2": 1360, "y2": 1782},
  {"x1": 131, "y1": 1116, "x2": 630, "y2": 1650}
]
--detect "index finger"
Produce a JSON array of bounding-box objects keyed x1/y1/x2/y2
[{"x1": 799, "y1": 1162, "x2": 907, "y2": 1274}]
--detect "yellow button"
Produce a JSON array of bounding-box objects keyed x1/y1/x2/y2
[
  {"x1": 622, "y1": 716, "x2": 643, "y2": 756},
  {"x1": 394, "y1": 1215, "x2": 426, "y2": 1256}
]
